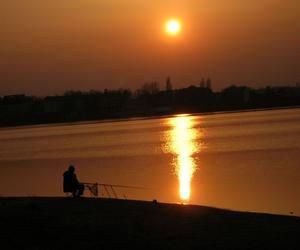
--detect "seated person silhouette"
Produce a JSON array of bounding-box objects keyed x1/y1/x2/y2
[{"x1": 63, "y1": 165, "x2": 84, "y2": 197}]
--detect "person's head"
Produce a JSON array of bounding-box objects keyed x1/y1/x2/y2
[{"x1": 68, "y1": 165, "x2": 75, "y2": 173}]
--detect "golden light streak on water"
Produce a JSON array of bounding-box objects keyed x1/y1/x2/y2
[{"x1": 164, "y1": 115, "x2": 201, "y2": 201}]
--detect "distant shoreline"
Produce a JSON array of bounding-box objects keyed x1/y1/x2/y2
[{"x1": 1, "y1": 105, "x2": 299, "y2": 131}]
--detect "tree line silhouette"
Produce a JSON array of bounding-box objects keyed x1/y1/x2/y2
[{"x1": 0, "y1": 78, "x2": 299, "y2": 127}]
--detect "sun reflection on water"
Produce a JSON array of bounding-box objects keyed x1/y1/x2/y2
[{"x1": 164, "y1": 115, "x2": 201, "y2": 201}]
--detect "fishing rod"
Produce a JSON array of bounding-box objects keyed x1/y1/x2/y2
[{"x1": 82, "y1": 182, "x2": 147, "y2": 190}]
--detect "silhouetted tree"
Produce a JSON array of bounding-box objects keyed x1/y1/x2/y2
[
  {"x1": 200, "y1": 78, "x2": 205, "y2": 88},
  {"x1": 166, "y1": 77, "x2": 172, "y2": 91},
  {"x1": 1, "y1": 83, "x2": 300, "y2": 127},
  {"x1": 136, "y1": 82, "x2": 160, "y2": 96},
  {"x1": 206, "y1": 78, "x2": 212, "y2": 90}
]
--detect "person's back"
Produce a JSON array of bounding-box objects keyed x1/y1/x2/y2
[{"x1": 63, "y1": 166, "x2": 78, "y2": 193}]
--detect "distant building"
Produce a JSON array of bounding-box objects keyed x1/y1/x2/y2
[
  {"x1": 0, "y1": 95, "x2": 32, "y2": 122},
  {"x1": 2, "y1": 94, "x2": 27, "y2": 104}
]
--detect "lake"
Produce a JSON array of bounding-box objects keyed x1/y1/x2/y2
[{"x1": 0, "y1": 108, "x2": 300, "y2": 215}]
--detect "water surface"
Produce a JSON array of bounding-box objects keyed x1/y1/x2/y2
[{"x1": 0, "y1": 108, "x2": 300, "y2": 215}]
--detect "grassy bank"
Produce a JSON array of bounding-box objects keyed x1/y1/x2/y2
[{"x1": 0, "y1": 197, "x2": 299, "y2": 249}]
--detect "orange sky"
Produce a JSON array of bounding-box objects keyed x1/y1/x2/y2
[{"x1": 0, "y1": 0, "x2": 299, "y2": 95}]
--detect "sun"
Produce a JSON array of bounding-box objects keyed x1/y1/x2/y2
[{"x1": 165, "y1": 19, "x2": 181, "y2": 35}]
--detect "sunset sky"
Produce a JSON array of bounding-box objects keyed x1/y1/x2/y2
[{"x1": 1, "y1": 0, "x2": 299, "y2": 95}]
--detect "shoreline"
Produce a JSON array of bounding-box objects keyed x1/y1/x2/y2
[
  {"x1": 1, "y1": 197, "x2": 299, "y2": 249},
  {"x1": 0, "y1": 105, "x2": 299, "y2": 131}
]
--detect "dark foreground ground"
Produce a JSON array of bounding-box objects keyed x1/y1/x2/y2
[{"x1": 0, "y1": 198, "x2": 300, "y2": 250}]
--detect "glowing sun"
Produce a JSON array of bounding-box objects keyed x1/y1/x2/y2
[{"x1": 165, "y1": 19, "x2": 181, "y2": 35}]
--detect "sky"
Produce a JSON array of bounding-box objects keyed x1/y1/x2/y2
[{"x1": 0, "y1": 0, "x2": 300, "y2": 95}]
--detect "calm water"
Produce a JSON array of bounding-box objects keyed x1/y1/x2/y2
[{"x1": 0, "y1": 108, "x2": 300, "y2": 215}]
